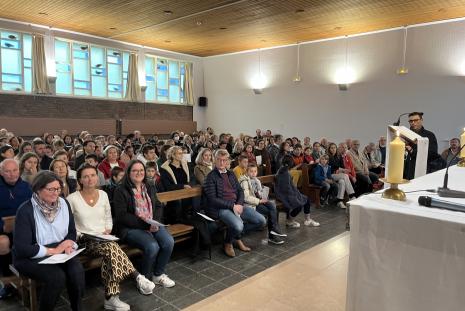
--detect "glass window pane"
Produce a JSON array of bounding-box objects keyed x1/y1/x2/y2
[
  {"x1": 1, "y1": 49, "x2": 21, "y2": 74},
  {"x1": 55, "y1": 40, "x2": 70, "y2": 63},
  {"x1": 73, "y1": 59, "x2": 90, "y2": 81},
  {"x1": 74, "y1": 88, "x2": 90, "y2": 96},
  {"x1": 169, "y1": 61, "x2": 179, "y2": 78},
  {"x1": 92, "y1": 76, "x2": 106, "y2": 97},
  {"x1": 2, "y1": 83, "x2": 22, "y2": 91},
  {"x1": 23, "y1": 34, "x2": 32, "y2": 59},
  {"x1": 108, "y1": 91, "x2": 122, "y2": 98},
  {"x1": 56, "y1": 72, "x2": 72, "y2": 94},
  {"x1": 91, "y1": 46, "x2": 105, "y2": 68},
  {"x1": 24, "y1": 67, "x2": 32, "y2": 92},
  {"x1": 169, "y1": 85, "x2": 180, "y2": 103},
  {"x1": 146, "y1": 81, "x2": 155, "y2": 101},
  {"x1": 108, "y1": 64, "x2": 122, "y2": 84},
  {"x1": 2, "y1": 74, "x2": 21, "y2": 83}
]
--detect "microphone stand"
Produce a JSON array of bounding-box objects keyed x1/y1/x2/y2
[
  {"x1": 393, "y1": 113, "x2": 410, "y2": 126},
  {"x1": 437, "y1": 143, "x2": 465, "y2": 198}
]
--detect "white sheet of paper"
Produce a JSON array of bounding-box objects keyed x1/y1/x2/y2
[
  {"x1": 197, "y1": 212, "x2": 215, "y2": 222},
  {"x1": 39, "y1": 248, "x2": 85, "y2": 264},
  {"x1": 261, "y1": 186, "x2": 270, "y2": 200},
  {"x1": 84, "y1": 233, "x2": 119, "y2": 241},
  {"x1": 183, "y1": 153, "x2": 192, "y2": 163},
  {"x1": 146, "y1": 219, "x2": 168, "y2": 227},
  {"x1": 256, "y1": 155, "x2": 262, "y2": 165}
]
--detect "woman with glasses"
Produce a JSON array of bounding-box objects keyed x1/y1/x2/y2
[
  {"x1": 67, "y1": 164, "x2": 155, "y2": 311},
  {"x1": 113, "y1": 160, "x2": 175, "y2": 288},
  {"x1": 13, "y1": 171, "x2": 85, "y2": 311}
]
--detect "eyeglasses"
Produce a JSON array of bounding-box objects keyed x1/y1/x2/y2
[
  {"x1": 130, "y1": 169, "x2": 145, "y2": 174},
  {"x1": 408, "y1": 118, "x2": 421, "y2": 123},
  {"x1": 44, "y1": 187, "x2": 61, "y2": 193}
]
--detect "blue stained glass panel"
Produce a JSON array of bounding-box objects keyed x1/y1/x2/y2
[
  {"x1": 169, "y1": 78, "x2": 179, "y2": 86},
  {"x1": 2, "y1": 74, "x2": 22, "y2": 83},
  {"x1": 1, "y1": 49, "x2": 21, "y2": 74},
  {"x1": 23, "y1": 35, "x2": 32, "y2": 59}
]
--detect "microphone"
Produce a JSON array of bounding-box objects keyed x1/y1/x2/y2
[
  {"x1": 393, "y1": 113, "x2": 410, "y2": 126},
  {"x1": 437, "y1": 143, "x2": 465, "y2": 198},
  {"x1": 418, "y1": 196, "x2": 465, "y2": 213}
]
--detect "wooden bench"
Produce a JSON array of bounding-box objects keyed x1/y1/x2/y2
[
  {"x1": 300, "y1": 163, "x2": 322, "y2": 208},
  {"x1": 8, "y1": 187, "x2": 203, "y2": 311}
]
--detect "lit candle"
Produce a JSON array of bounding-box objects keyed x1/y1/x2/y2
[
  {"x1": 461, "y1": 128, "x2": 465, "y2": 158},
  {"x1": 387, "y1": 132, "x2": 405, "y2": 183}
]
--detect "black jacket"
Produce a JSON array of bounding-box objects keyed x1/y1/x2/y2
[
  {"x1": 202, "y1": 168, "x2": 244, "y2": 219},
  {"x1": 113, "y1": 183, "x2": 163, "y2": 239},
  {"x1": 13, "y1": 199, "x2": 76, "y2": 264}
]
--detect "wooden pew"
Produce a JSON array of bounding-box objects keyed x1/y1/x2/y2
[{"x1": 300, "y1": 164, "x2": 322, "y2": 208}]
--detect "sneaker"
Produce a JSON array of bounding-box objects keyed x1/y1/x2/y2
[
  {"x1": 136, "y1": 274, "x2": 155, "y2": 295},
  {"x1": 268, "y1": 235, "x2": 285, "y2": 245},
  {"x1": 304, "y1": 218, "x2": 320, "y2": 227},
  {"x1": 104, "y1": 295, "x2": 130, "y2": 311},
  {"x1": 0, "y1": 284, "x2": 15, "y2": 300},
  {"x1": 337, "y1": 201, "x2": 347, "y2": 209},
  {"x1": 270, "y1": 230, "x2": 287, "y2": 237},
  {"x1": 153, "y1": 274, "x2": 175, "y2": 288},
  {"x1": 286, "y1": 220, "x2": 301, "y2": 228}
]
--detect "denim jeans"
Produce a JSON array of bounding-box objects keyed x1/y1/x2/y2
[
  {"x1": 256, "y1": 201, "x2": 279, "y2": 233},
  {"x1": 125, "y1": 226, "x2": 174, "y2": 279},
  {"x1": 218, "y1": 207, "x2": 266, "y2": 243}
]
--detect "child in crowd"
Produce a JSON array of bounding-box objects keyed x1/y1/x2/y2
[
  {"x1": 146, "y1": 161, "x2": 162, "y2": 190},
  {"x1": 311, "y1": 142, "x2": 321, "y2": 163},
  {"x1": 291, "y1": 144, "x2": 304, "y2": 169},
  {"x1": 233, "y1": 155, "x2": 248, "y2": 180},
  {"x1": 313, "y1": 155, "x2": 340, "y2": 207},
  {"x1": 239, "y1": 164, "x2": 287, "y2": 245},
  {"x1": 303, "y1": 147, "x2": 315, "y2": 164},
  {"x1": 101, "y1": 166, "x2": 125, "y2": 212}
]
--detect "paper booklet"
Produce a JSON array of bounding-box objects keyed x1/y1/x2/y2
[
  {"x1": 197, "y1": 212, "x2": 215, "y2": 222},
  {"x1": 83, "y1": 233, "x2": 119, "y2": 241},
  {"x1": 146, "y1": 218, "x2": 169, "y2": 227},
  {"x1": 39, "y1": 248, "x2": 85, "y2": 264},
  {"x1": 256, "y1": 155, "x2": 262, "y2": 165},
  {"x1": 261, "y1": 186, "x2": 270, "y2": 200}
]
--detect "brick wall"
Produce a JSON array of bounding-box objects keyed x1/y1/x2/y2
[{"x1": 0, "y1": 93, "x2": 193, "y2": 121}]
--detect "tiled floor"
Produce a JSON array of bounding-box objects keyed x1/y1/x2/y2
[
  {"x1": 184, "y1": 232, "x2": 350, "y2": 311},
  {"x1": 0, "y1": 205, "x2": 348, "y2": 311}
]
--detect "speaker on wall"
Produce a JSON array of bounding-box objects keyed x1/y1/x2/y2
[{"x1": 198, "y1": 96, "x2": 208, "y2": 107}]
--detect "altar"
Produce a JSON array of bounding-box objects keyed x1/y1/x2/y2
[{"x1": 346, "y1": 166, "x2": 465, "y2": 311}]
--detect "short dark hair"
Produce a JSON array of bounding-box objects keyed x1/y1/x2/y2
[
  {"x1": 83, "y1": 140, "x2": 96, "y2": 147},
  {"x1": 76, "y1": 163, "x2": 98, "y2": 189},
  {"x1": 146, "y1": 161, "x2": 157, "y2": 170},
  {"x1": 32, "y1": 140, "x2": 45, "y2": 148},
  {"x1": 111, "y1": 166, "x2": 124, "y2": 179},
  {"x1": 281, "y1": 155, "x2": 295, "y2": 169},
  {"x1": 85, "y1": 153, "x2": 99, "y2": 162},
  {"x1": 31, "y1": 171, "x2": 63, "y2": 193},
  {"x1": 53, "y1": 150, "x2": 68, "y2": 159},
  {"x1": 142, "y1": 144, "x2": 155, "y2": 156},
  {"x1": 408, "y1": 112, "x2": 424, "y2": 118},
  {"x1": 294, "y1": 143, "x2": 302, "y2": 149},
  {"x1": 238, "y1": 155, "x2": 248, "y2": 162},
  {"x1": 247, "y1": 163, "x2": 258, "y2": 170}
]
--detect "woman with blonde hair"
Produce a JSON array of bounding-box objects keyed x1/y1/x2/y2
[{"x1": 194, "y1": 148, "x2": 213, "y2": 185}]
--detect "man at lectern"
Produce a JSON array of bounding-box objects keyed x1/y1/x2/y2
[{"x1": 404, "y1": 112, "x2": 444, "y2": 179}]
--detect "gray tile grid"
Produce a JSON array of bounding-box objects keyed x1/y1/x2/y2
[{"x1": 0, "y1": 205, "x2": 347, "y2": 311}]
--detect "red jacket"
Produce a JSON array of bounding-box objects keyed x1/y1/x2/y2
[
  {"x1": 343, "y1": 154, "x2": 356, "y2": 180},
  {"x1": 98, "y1": 159, "x2": 126, "y2": 180}
]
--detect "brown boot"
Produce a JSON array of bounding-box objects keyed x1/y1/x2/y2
[
  {"x1": 235, "y1": 240, "x2": 251, "y2": 252},
  {"x1": 224, "y1": 243, "x2": 236, "y2": 257}
]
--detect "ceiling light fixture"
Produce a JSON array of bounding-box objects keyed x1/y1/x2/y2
[
  {"x1": 196, "y1": 21, "x2": 203, "y2": 26},
  {"x1": 219, "y1": 27, "x2": 228, "y2": 30},
  {"x1": 253, "y1": 48, "x2": 265, "y2": 95},
  {"x1": 336, "y1": 35, "x2": 354, "y2": 91},
  {"x1": 38, "y1": 12, "x2": 48, "y2": 16},
  {"x1": 164, "y1": 10, "x2": 173, "y2": 15},
  {"x1": 397, "y1": 26, "x2": 409, "y2": 75},
  {"x1": 295, "y1": 9, "x2": 305, "y2": 13},
  {"x1": 293, "y1": 42, "x2": 302, "y2": 83},
  {"x1": 109, "y1": 27, "x2": 117, "y2": 30}
]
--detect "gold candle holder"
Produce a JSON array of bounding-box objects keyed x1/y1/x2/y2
[
  {"x1": 458, "y1": 157, "x2": 465, "y2": 167},
  {"x1": 380, "y1": 178, "x2": 409, "y2": 201}
]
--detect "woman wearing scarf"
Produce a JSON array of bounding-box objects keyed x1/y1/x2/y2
[
  {"x1": 13, "y1": 171, "x2": 85, "y2": 311},
  {"x1": 194, "y1": 148, "x2": 213, "y2": 185},
  {"x1": 113, "y1": 160, "x2": 175, "y2": 288},
  {"x1": 67, "y1": 164, "x2": 155, "y2": 311}
]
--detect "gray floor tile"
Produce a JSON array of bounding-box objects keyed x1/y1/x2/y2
[{"x1": 171, "y1": 291, "x2": 205, "y2": 309}]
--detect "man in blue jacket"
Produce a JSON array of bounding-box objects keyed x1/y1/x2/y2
[
  {"x1": 203, "y1": 149, "x2": 265, "y2": 257},
  {"x1": 0, "y1": 159, "x2": 32, "y2": 299}
]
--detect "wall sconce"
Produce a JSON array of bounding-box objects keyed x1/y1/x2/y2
[
  {"x1": 253, "y1": 88, "x2": 263, "y2": 94},
  {"x1": 293, "y1": 42, "x2": 302, "y2": 83},
  {"x1": 252, "y1": 48, "x2": 266, "y2": 94},
  {"x1": 397, "y1": 27, "x2": 409, "y2": 75},
  {"x1": 338, "y1": 84, "x2": 348, "y2": 91},
  {"x1": 335, "y1": 36, "x2": 355, "y2": 91}
]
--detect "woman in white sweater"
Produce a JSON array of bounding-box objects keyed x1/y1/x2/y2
[{"x1": 67, "y1": 164, "x2": 155, "y2": 311}]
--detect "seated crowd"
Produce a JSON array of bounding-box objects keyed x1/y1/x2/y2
[{"x1": 0, "y1": 126, "x2": 409, "y2": 310}]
